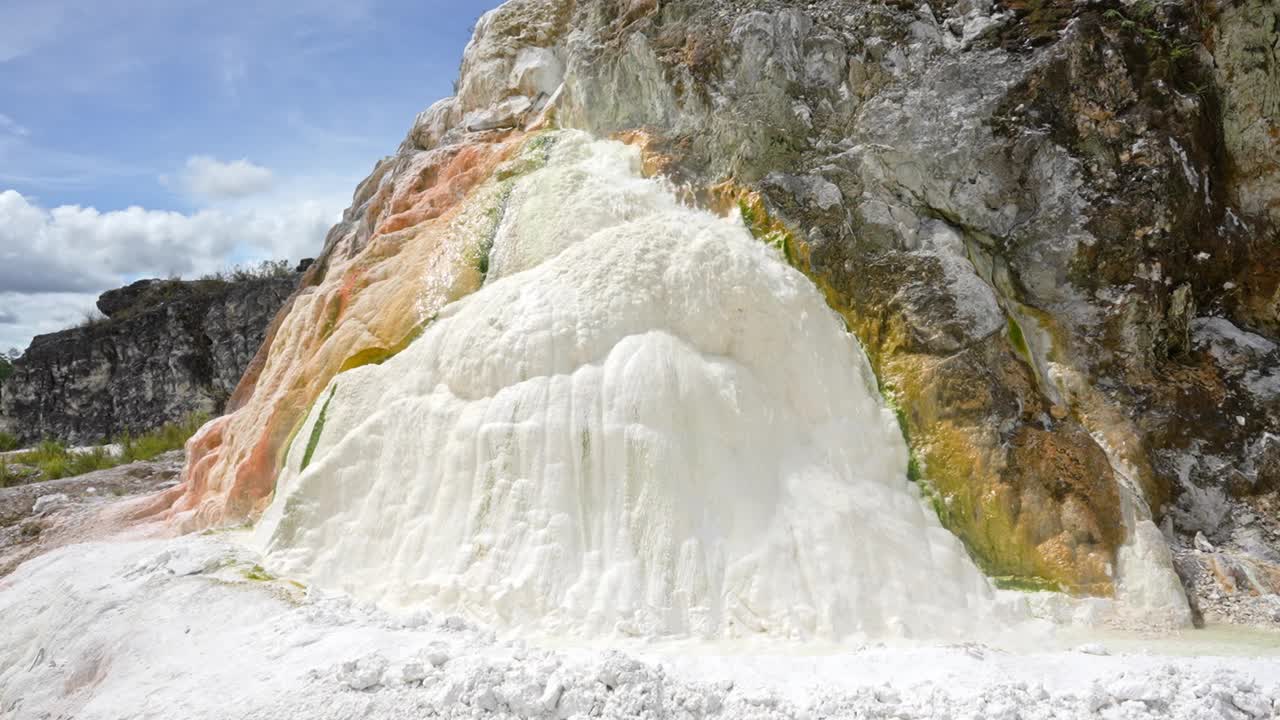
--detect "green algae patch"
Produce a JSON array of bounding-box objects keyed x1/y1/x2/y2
[
  {"x1": 300, "y1": 384, "x2": 338, "y2": 472},
  {"x1": 880, "y1": 381, "x2": 925, "y2": 485},
  {"x1": 479, "y1": 131, "x2": 560, "y2": 278},
  {"x1": 243, "y1": 564, "x2": 275, "y2": 582},
  {"x1": 496, "y1": 130, "x2": 558, "y2": 180},
  {"x1": 906, "y1": 454, "x2": 923, "y2": 484},
  {"x1": 318, "y1": 295, "x2": 344, "y2": 341},
  {"x1": 707, "y1": 182, "x2": 803, "y2": 270},
  {"x1": 738, "y1": 197, "x2": 798, "y2": 266},
  {"x1": 337, "y1": 319, "x2": 434, "y2": 375},
  {"x1": 1007, "y1": 315, "x2": 1031, "y2": 362},
  {"x1": 993, "y1": 575, "x2": 1065, "y2": 593},
  {"x1": 472, "y1": 181, "x2": 514, "y2": 279}
]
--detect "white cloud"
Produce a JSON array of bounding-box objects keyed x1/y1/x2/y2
[
  {"x1": 175, "y1": 155, "x2": 275, "y2": 201},
  {"x1": 0, "y1": 291, "x2": 97, "y2": 352},
  {"x1": 0, "y1": 188, "x2": 339, "y2": 350},
  {"x1": 0, "y1": 113, "x2": 29, "y2": 137}
]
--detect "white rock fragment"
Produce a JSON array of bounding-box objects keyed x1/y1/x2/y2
[
  {"x1": 424, "y1": 645, "x2": 451, "y2": 668},
  {"x1": 537, "y1": 679, "x2": 564, "y2": 711},
  {"x1": 32, "y1": 493, "x2": 69, "y2": 515},
  {"x1": 339, "y1": 654, "x2": 388, "y2": 691},
  {"x1": 1194, "y1": 532, "x2": 1216, "y2": 553},
  {"x1": 400, "y1": 660, "x2": 427, "y2": 684},
  {"x1": 463, "y1": 95, "x2": 533, "y2": 132},
  {"x1": 510, "y1": 47, "x2": 563, "y2": 98}
]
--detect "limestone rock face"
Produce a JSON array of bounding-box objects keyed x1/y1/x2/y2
[
  {"x1": 0, "y1": 275, "x2": 298, "y2": 444},
  {"x1": 153, "y1": 0, "x2": 1277, "y2": 614},
  {"x1": 1214, "y1": 0, "x2": 1280, "y2": 227}
]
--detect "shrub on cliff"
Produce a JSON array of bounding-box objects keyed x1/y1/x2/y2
[{"x1": 200, "y1": 259, "x2": 294, "y2": 284}]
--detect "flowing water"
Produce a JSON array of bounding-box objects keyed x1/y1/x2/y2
[{"x1": 254, "y1": 131, "x2": 1005, "y2": 641}]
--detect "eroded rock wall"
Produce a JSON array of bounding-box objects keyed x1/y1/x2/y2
[{"x1": 0, "y1": 275, "x2": 298, "y2": 444}]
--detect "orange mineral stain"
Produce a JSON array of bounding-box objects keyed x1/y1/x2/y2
[{"x1": 128, "y1": 131, "x2": 527, "y2": 532}]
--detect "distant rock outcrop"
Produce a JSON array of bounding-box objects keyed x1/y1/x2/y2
[{"x1": 0, "y1": 271, "x2": 299, "y2": 444}]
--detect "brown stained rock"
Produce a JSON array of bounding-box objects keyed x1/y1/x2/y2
[
  {"x1": 846, "y1": 306, "x2": 1122, "y2": 592},
  {"x1": 1005, "y1": 425, "x2": 1123, "y2": 587}
]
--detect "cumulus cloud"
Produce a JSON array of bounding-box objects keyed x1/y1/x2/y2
[
  {"x1": 0, "y1": 188, "x2": 339, "y2": 350},
  {"x1": 176, "y1": 156, "x2": 275, "y2": 200},
  {"x1": 0, "y1": 113, "x2": 29, "y2": 137},
  {"x1": 0, "y1": 291, "x2": 98, "y2": 351}
]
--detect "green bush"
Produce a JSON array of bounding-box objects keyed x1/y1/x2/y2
[
  {"x1": 0, "y1": 432, "x2": 18, "y2": 452},
  {"x1": 2, "y1": 412, "x2": 209, "y2": 484},
  {"x1": 119, "y1": 412, "x2": 210, "y2": 463},
  {"x1": 200, "y1": 259, "x2": 294, "y2": 284},
  {"x1": 67, "y1": 447, "x2": 118, "y2": 476}
]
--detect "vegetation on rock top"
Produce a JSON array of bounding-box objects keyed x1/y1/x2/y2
[{"x1": 0, "y1": 412, "x2": 208, "y2": 487}]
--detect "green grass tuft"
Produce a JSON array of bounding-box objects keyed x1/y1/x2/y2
[
  {"x1": 0, "y1": 412, "x2": 208, "y2": 485},
  {"x1": 118, "y1": 412, "x2": 210, "y2": 464},
  {"x1": 0, "y1": 459, "x2": 20, "y2": 488}
]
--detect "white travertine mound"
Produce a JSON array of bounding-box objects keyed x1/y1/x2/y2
[{"x1": 256, "y1": 132, "x2": 1001, "y2": 641}]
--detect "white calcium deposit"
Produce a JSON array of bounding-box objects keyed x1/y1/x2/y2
[
  {"x1": 2, "y1": 537, "x2": 1277, "y2": 720},
  {"x1": 253, "y1": 132, "x2": 1002, "y2": 641}
]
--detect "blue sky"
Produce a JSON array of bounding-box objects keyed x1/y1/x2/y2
[{"x1": 0, "y1": 0, "x2": 490, "y2": 352}]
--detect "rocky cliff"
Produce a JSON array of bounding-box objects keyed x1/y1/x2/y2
[
  {"x1": 0, "y1": 271, "x2": 301, "y2": 444},
  {"x1": 143, "y1": 0, "x2": 1277, "y2": 623}
]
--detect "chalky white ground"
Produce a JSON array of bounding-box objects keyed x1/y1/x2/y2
[{"x1": 0, "y1": 536, "x2": 1277, "y2": 719}]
